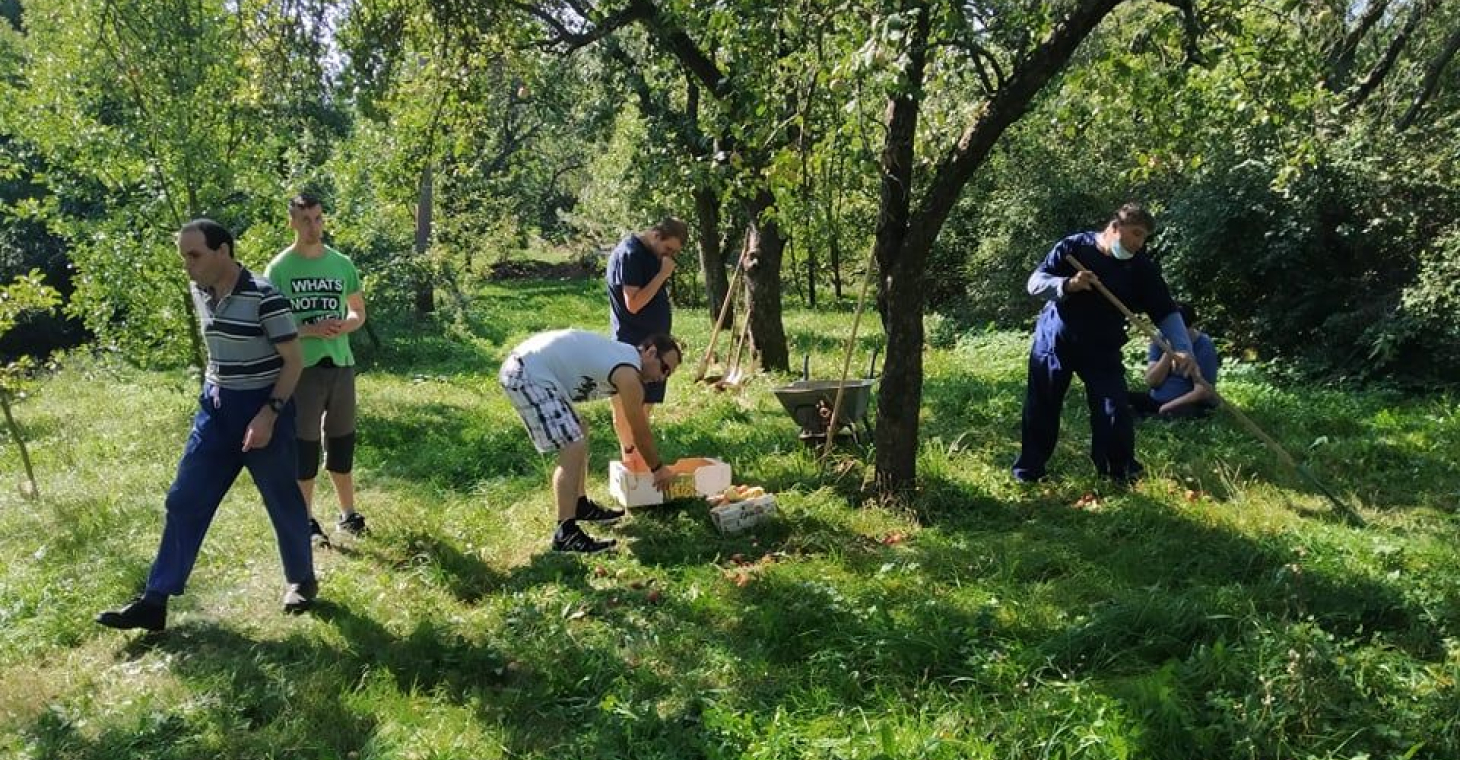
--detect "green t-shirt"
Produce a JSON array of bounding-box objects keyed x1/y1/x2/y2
[{"x1": 264, "y1": 245, "x2": 363, "y2": 368}]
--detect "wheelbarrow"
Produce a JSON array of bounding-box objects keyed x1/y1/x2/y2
[{"x1": 770, "y1": 349, "x2": 879, "y2": 444}]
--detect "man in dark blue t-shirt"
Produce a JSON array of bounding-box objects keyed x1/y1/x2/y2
[
  {"x1": 1129, "y1": 302, "x2": 1221, "y2": 419},
  {"x1": 1013, "y1": 203, "x2": 1195, "y2": 485},
  {"x1": 606, "y1": 217, "x2": 687, "y2": 471}
]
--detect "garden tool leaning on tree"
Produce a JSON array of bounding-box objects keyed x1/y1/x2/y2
[{"x1": 1064, "y1": 254, "x2": 1364, "y2": 525}]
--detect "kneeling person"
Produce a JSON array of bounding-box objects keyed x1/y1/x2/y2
[
  {"x1": 499, "y1": 330, "x2": 680, "y2": 553},
  {"x1": 1128, "y1": 302, "x2": 1220, "y2": 420}
]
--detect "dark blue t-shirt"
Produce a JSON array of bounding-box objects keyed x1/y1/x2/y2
[
  {"x1": 606, "y1": 234, "x2": 671, "y2": 344},
  {"x1": 1032, "y1": 231, "x2": 1180, "y2": 360},
  {"x1": 1148, "y1": 332, "x2": 1220, "y2": 404}
]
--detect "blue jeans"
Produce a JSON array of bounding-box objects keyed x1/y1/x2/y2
[{"x1": 145, "y1": 383, "x2": 315, "y2": 597}]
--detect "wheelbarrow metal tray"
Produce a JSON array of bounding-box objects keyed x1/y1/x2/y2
[{"x1": 770, "y1": 378, "x2": 875, "y2": 427}]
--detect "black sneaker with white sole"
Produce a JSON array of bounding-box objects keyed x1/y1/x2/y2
[
  {"x1": 337, "y1": 512, "x2": 367, "y2": 536},
  {"x1": 575, "y1": 497, "x2": 624, "y2": 523},
  {"x1": 309, "y1": 518, "x2": 331, "y2": 548},
  {"x1": 551, "y1": 522, "x2": 617, "y2": 554}
]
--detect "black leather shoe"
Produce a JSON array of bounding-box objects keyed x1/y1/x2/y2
[{"x1": 96, "y1": 597, "x2": 166, "y2": 632}]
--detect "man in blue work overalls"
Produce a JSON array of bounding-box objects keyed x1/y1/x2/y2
[{"x1": 1013, "y1": 203, "x2": 1194, "y2": 484}]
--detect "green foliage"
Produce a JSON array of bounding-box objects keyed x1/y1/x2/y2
[
  {"x1": 0, "y1": 0, "x2": 348, "y2": 365},
  {"x1": 0, "y1": 270, "x2": 58, "y2": 336},
  {"x1": 925, "y1": 0, "x2": 1460, "y2": 385}
]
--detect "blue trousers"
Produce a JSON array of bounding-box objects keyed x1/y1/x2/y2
[
  {"x1": 145, "y1": 383, "x2": 315, "y2": 597},
  {"x1": 1013, "y1": 347, "x2": 1141, "y2": 482}
]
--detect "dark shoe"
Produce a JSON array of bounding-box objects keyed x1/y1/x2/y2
[
  {"x1": 575, "y1": 497, "x2": 624, "y2": 524},
  {"x1": 309, "y1": 518, "x2": 331, "y2": 548},
  {"x1": 96, "y1": 597, "x2": 166, "y2": 632},
  {"x1": 282, "y1": 579, "x2": 318, "y2": 614},
  {"x1": 552, "y1": 525, "x2": 617, "y2": 554},
  {"x1": 336, "y1": 512, "x2": 367, "y2": 536}
]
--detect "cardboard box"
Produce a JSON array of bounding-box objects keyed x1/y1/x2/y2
[
  {"x1": 609, "y1": 457, "x2": 733, "y2": 507},
  {"x1": 709, "y1": 494, "x2": 778, "y2": 534}
]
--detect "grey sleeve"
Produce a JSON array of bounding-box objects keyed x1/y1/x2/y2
[{"x1": 1027, "y1": 270, "x2": 1066, "y2": 302}]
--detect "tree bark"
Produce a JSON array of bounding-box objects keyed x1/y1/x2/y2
[
  {"x1": 1324, "y1": 0, "x2": 1390, "y2": 92},
  {"x1": 872, "y1": 0, "x2": 1126, "y2": 492},
  {"x1": 744, "y1": 190, "x2": 790, "y2": 371},
  {"x1": 1397, "y1": 23, "x2": 1460, "y2": 130},
  {"x1": 414, "y1": 163, "x2": 435, "y2": 315},
  {"x1": 1, "y1": 390, "x2": 38, "y2": 499},
  {"x1": 1346, "y1": 0, "x2": 1436, "y2": 111},
  {"x1": 694, "y1": 186, "x2": 733, "y2": 327},
  {"x1": 828, "y1": 149, "x2": 844, "y2": 299},
  {"x1": 870, "y1": 0, "x2": 932, "y2": 493}
]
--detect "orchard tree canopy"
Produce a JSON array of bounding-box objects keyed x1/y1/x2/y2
[{"x1": 0, "y1": 0, "x2": 1455, "y2": 490}]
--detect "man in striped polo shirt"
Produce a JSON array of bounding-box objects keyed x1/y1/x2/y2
[{"x1": 96, "y1": 219, "x2": 319, "y2": 632}]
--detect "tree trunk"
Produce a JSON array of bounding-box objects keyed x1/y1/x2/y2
[
  {"x1": 744, "y1": 190, "x2": 790, "y2": 371},
  {"x1": 873, "y1": 0, "x2": 1126, "y2": 492},
  {"x1": 1, "y1": 390, "x2": 38, "y2": 499},
  {"x1": 870, "y1": 1, "x2": 932, "y2": 493},
  {"x1": 828, "y1": 147, "x2": 845, "y2": 300},
  {"x1": 1346, "y1": 0, "x2": 1435, "y2": 111},
  {"x1": 414, "y1": 163, "x2": 435, "y2": 315},
  {"x1": 694, "y1": 186, "x2": 733, "y2": 327},
  {"x1": 182, "y1": 287, "x2": 204, "y2": 376}
]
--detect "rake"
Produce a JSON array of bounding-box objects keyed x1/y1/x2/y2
[{"x1": 1064, "y1": 254, "x2": 1363, "y2": 525}]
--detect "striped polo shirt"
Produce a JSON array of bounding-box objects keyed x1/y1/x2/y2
[{"x1": 193, "y1": 266, "x2": 299, "y2": 390}]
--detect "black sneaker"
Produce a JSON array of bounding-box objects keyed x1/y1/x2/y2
[
  {"x1": 96, "y1": 597, "x2": 167, "y2": 632},
  {"x1": 282, "y1": 579, "x2": 318, "y2": 614},
  {"x1": 551, "y1": 525, "x2": 617, "y2": 554},
  {"x1": 576, "y1": 497, "x2": 624, "y2": 523},
  {"x1": 309, "y1": 518, "x2": 331, "y2": 548},
  {"x1": 337, "y1": 512, "x2": 367, "y2": 536}
]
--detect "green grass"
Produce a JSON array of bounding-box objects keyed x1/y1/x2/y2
[{"x1": 2, "y1": 278, "x2": 1459, "y2": 759}]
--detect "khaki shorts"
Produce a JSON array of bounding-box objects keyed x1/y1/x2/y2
[{"x1": 294, "y1": 364, "x2": 356, "y2": 441}]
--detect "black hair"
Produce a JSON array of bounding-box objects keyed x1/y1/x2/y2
[
  {"x1": 289, "y1": 193, "x2": 323, "y2": 213},
  {"x1": 180, "y1": 218, "x2": 236, "y2": 258}
]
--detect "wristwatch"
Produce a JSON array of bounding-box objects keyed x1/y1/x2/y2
[{"x1": 267, "y1": 397, "x2": 287, "y2": 414}]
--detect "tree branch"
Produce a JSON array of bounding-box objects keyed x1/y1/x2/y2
[
  {"x1": 1324, "y1": 0, "x2": 1389, "y2": 92},
  {"x1": 1346, "y1": 0, "x2": 1435, "y2": 111},
  {"x1": 909, "y1": 0, "x2": 1126, "y2": 249},
  {"x1": 1396, "y1": 22, "x2": 1460, "y2": 130},
  {"x1": 626, "y1": 0, "x2": 733, "y2": 99},
  {"x1": 514, "y1": 1, "x2": 650, "y2": 51},
  {"x1": 1156, "y1": 0, "x2": 1203, "y2": 65}
]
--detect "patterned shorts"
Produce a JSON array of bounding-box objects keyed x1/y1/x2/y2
[{"x1": 499, "y1": 355, "x2": 584, "y2": 453}]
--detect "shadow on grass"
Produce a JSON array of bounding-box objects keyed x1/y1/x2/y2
[
  {"x1": 343, "y1": 530, "x2": 596, "y2": 603},
  {"x1": 362, "y1": 400, "x2": 535, "y2": 490}
]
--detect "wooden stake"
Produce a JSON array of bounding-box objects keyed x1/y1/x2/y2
[{"x1": 821, "y1": 245, "x2": 880, "y2": 462}]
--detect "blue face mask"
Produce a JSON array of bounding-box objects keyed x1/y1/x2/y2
[{"x1": 1110, "y1": 238, "x2": 1135, "y2": 260}]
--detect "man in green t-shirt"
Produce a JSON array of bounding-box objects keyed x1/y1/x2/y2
[{"x1": 265, "y1": 193, "x2": 368, "y2": 545}]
